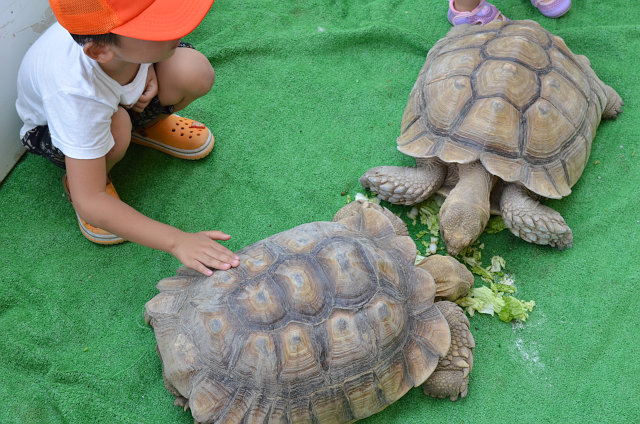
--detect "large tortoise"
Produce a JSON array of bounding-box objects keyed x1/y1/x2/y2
[
  {"x1": 360, "y1": 20, "x2": 624, "y2": 255},
  {"x1": 145, "y1": 203, "x2": 475, "y2": 423}
]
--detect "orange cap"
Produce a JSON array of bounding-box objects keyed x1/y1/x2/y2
[{"x1": 48, "y1": 0, "x2": 214, "y2": 41}]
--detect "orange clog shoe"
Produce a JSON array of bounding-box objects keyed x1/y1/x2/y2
[
  {"x1": 131, "y1": 114, "x2": 214, "y2": 159},
  {"x1": 62, "y1": 175, "x2": 126, "y2": 245}
]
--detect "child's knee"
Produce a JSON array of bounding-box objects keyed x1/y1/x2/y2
[
  {"x1": 200, "y1": 62, "x2": 215, "y2": 96},
  {"x1": 156, "y1": 48, "x2": 214, "y2": 108},
  {"x1": 175, "y1": 49, "x2": 215, "y2": 97},
  {"x1": 187, "y1": 51, "x2": 215, "y2": 97}
]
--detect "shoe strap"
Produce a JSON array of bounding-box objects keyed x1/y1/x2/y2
[
  {"x1": 448, "y1": 0, "x2": 507, "y2": 25},
  {"x1": 531, "y1": 0, "x2": 559, "y2": 7}
]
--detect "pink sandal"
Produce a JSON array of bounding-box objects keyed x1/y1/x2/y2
[
  {"x1": 447, "y1": 0, "x2": 509, "y2": 26},
  {"x1": 531, "y1": 0, "x2": 571, "y2": 18}
]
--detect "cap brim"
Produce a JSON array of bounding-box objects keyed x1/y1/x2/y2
[{"x1": 111, "y1": 0, "x2": 214, "y2": 41}]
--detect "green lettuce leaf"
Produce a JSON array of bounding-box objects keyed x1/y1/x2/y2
[
  {"x1": 456, "y1": 286, "x2": 505, "y2": 317},
  {"x1": 456, "y1": 284, "x2": 535, "y2": 322},
  {"x1": 485, "y1": 216, "x2": 508, "y2": 234},
  {"x1": 498, "y1": 297, "x2": 536, "y2": 322}
]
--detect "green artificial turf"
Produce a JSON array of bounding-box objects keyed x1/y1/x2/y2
[{"x1": 1, "y1": 0, "x2": 639, "y2": 422}]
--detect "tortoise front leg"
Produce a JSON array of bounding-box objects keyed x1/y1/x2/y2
[
  {"x1": 500, "y1": 183, "x2": 573, "y2": 249},
  {"x1": 422, "y1": 301, "x2": 474, "y2": 402},
  {"x1": 359, "y1": 158, "x2": 447, "y2": 205}
]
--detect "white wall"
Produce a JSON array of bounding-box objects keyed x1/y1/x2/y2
[{"x1": 0, "y1": 0, "x2": 55, "y2": 182}]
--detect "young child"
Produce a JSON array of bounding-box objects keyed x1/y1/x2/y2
[
  {"x1": 448, "y1": 0, "x2": 571, "y2": 25},
  {"x1": 16, "y1": 0, "x2": 240, "y2": 276}
]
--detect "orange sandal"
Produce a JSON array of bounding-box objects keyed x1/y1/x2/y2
[
  {"x1": 131, "y1": 114, "x2": 214, "y2": 160},
  {"x1": 62, "y1": 174, "x2": 126, "y2": 245}
]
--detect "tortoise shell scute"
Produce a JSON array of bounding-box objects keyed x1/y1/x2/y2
[
  {"x1": 145, "y1": 210, "x2": 448, "y2": 424},
  {"x1": 398, "y1": 20, "x2": 606, "y2": 198}
]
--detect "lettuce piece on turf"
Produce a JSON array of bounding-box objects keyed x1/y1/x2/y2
[
  {"x1": 485, "y1": 216, "x2": 508, "y2": 234},
  {"x1": 456, "y1": 285, "x2": 535, "y2": 322},
  {"x1": 456, "y1": 286, "x2": 505, "y2": 317},
  {"x1": 498, "y1": 296, "x2": 536, "y2": 322}
]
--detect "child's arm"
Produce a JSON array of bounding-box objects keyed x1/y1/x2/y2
[{"x1": 65, "y1": 156, "x2": 239, "y2": 276}]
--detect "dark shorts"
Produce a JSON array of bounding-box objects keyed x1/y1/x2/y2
[{"x1": 21, "y1": 41, "x2": 195, "y2": 169}]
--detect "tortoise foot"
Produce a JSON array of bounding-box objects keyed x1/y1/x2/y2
[
  {"x1": 359, "y1": 159, "x2": 446, "y2": 205},
  {"x1": 501, "y1": 184, "x2": 573, "y2": 250},
  {"x1": 173, "y1": 396, "x2": 189, "y2": 411},
  {"x1": 603, "y1": 85, "x2": 624, "y2": 119},
  {"x1": 422, "y1": 301, "x2": 474, "y2": 401},
  {"x1": 505, "y1": 211, "x2": 573, "y2": 249}
]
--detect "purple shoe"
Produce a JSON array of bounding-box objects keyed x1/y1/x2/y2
[
  {"x1": 447, "y1": 0, "x2": 509, "y2": 26},
  {"x1": 531, "y1": 0, "x2": 571, "y2": 18}
]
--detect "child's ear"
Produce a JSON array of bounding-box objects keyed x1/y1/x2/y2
[{"x1": 83, "y1": 41, "x2": 114, "y2": 63}]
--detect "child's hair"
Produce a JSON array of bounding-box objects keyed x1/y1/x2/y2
[{"x1": 70, "y1": 33, "x2": 120, "y2": 46}]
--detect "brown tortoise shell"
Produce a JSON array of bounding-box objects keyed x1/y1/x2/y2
[
  {"x1": 145, "y1": 208, "x2": 451, "y2": 423},
  {"x1": 397, "y1": 20, "x2": 610, "y2": 199}
]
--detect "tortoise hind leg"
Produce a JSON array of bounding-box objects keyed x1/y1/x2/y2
[
  {"x1": 603, "y1": 85, "x2": 624, "y2": 119},
  {"x1": 500, "y1": 183, "x2": 573, "y2": 249},
  {"x1": 155, "y1": 345, "x2": 190, "y2": 411},
  {"x1": 359, "y1": 158, "x2": 447, "y2": 205},
  {"x1": 575, "y1": 55, "x2": 623, "y2": 119},
  {"x1": 422, "y1": 301, "x2": 474, "y2": 401}
]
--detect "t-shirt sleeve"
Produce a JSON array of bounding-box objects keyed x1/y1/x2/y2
[{"x1": 44, "y1": 91, "x2": 116, "y2": 160}]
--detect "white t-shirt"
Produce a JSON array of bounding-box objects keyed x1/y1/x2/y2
[{"x1": 16, "y1": 23, "x2": 151, "y2": 160}]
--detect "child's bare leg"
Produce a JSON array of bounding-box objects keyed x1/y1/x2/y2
[
  {"x1": 155, "y1": 48, "x2": 215, "y2": 114},
  {"x1": 106, "y1": 106, "x2": 132, "y2": 173},
  {"x1": 453, "y1": 0, "x2": 481, "y2": 11}
]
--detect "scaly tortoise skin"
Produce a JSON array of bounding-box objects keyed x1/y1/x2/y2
[
  {"x1": 145, "y1": 204, "x2": 474, "y2": 423},
  {"x1": 360, "y1": 20, "x2": 624, "y2": 255}
]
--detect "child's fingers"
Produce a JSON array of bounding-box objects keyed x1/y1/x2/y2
[
  {"x1": 197, "y1": 236, "x2": 239, "y2": 267},
  {"x1": 206, "y1": 244, "x2": 239, "y2": 267},
  {"x1": 191, "y1": 262, "x2": 214, "y2": 276},
  {"x1": 203, "y1": 230, "x2": 231, "y2": 241},
  {"x1": 173, "y1": 232, "x2": 240, "y2": 275},
  {"x1": 131, "y1": 100, "x2": 150, "y2": 112},
  {"x1": 202, "y1": 256, "x2": 233, "y2": 272},
  {"x1": 186, "y1": 256, "x2": 232, "y2": 276}
]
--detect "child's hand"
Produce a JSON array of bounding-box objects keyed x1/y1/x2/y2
[
  {"x1": 170, "y1": 231, "x2": 240, "y2": 276},
  {"x1": 131, "y1": 66, "x2": 158, "y2": 112}
]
